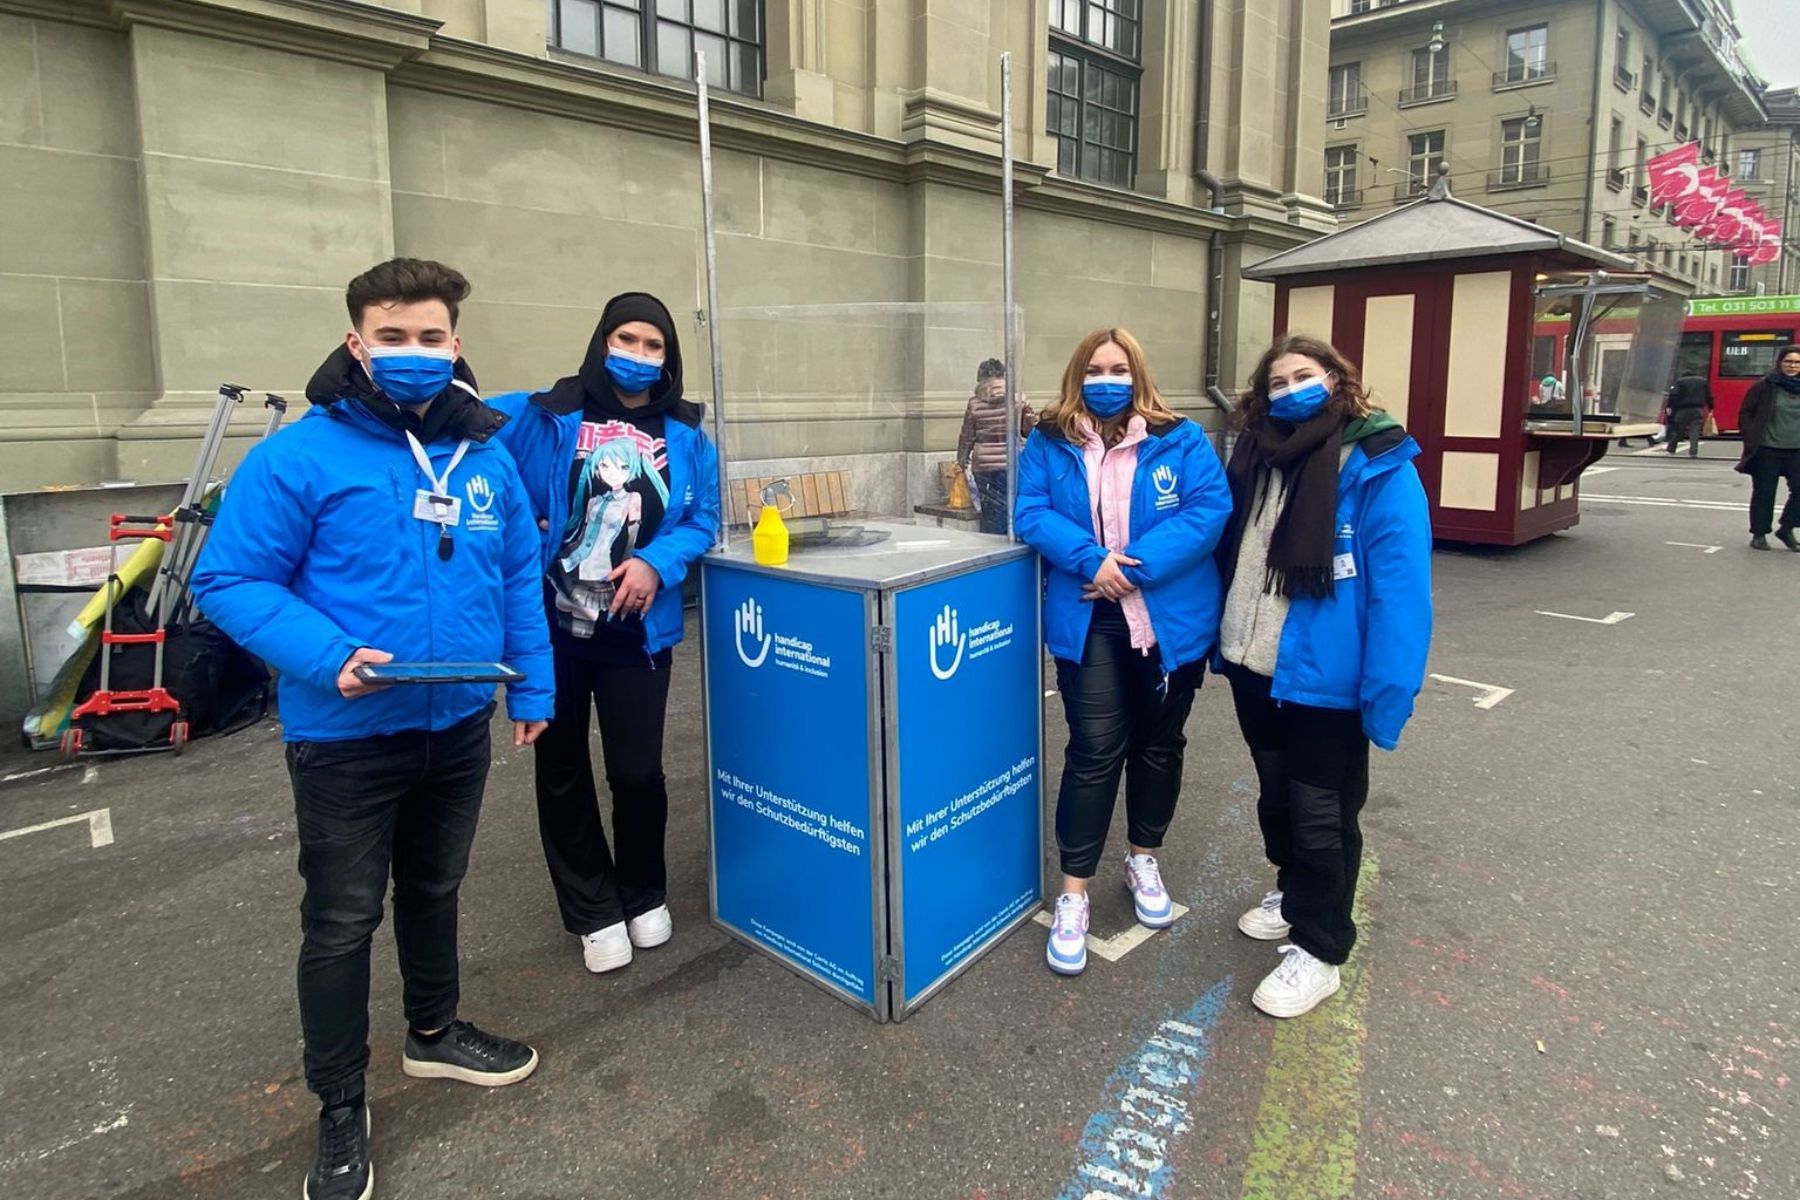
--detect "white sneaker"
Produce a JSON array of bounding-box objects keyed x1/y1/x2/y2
[
  {"x1": 580, "y1": 923, "x2": 632, "y2": 974},
  {"x1": 627, "y1": 904, "x2": 672, "y2": 949},
  {"x1": 1045, "y1": 892, "x2": 1089, "y2": 975},
  {"x1": 1252, "y1": 943, "x2": 1340, "y2": 1018},
  {"x1": 1124, "y1": 854, "x2": 1175, "y2": 928},
  {"x1": 1237, "y1": 889, "x2": 1291, "y2": 941}
]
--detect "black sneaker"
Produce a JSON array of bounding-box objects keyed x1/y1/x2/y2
[
  {"x1": 401, "y1": 1019, "x2": 538, "y2": 1087},
  {"x1": 1777, "y1": 528, "x2": 1800, "y2": 552},
  {"x1": 1751, "y1": 534, "x2": 1771, "y2": 551},
  {"x1": 305, "y1": 1103, "x2": 371, "y2": 1200}
]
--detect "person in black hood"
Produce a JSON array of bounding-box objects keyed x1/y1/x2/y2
[{"x1": 489, "y1": 292, "x2": 722, "y2": 976}]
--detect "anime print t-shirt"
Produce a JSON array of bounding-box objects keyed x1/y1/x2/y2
[{"x1": 549, "y1": 409, "x2": 671, "y2": 663}]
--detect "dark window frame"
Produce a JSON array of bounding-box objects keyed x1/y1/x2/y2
[
  {"x1": 548, "y1": 0, "x2": 765, "y2": 98},
  {"x1": 1046, "y1": 0, "x2": 1144, "y2": 190}
]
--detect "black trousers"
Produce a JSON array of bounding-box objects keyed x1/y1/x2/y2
[
  {"x1": 974, "y1": 471, "x2": 1011, "y2": 535},
  {"x1": 535, "y1": 646, "x2": 673, "y2": 934},
  {"x1": 1665, "y1": 407, "x2": 1703, "y2": 456},
  {"x1": 1224, "y1": 662, "x2": 1369, "y2": 965},
  {"x1": 1747, "y1": 445, "x2": 1800, "y2": 536},
  {"x1": 286, "y1": 705, "x2": 492, "y2": 1107},
  {"x1": 1053, "y1": 608, "x2": 1201, "y2": 878}
]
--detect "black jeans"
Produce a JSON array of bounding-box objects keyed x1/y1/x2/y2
[
  {"x1": 1746, "y1": 445, "x2": 1800, "y2": 536},
  {"x1": 1665, "y1": 407, "x2": 1703, "y2": 456},
  {"x1": 535, "y1": 647, "x2": 673, "y2": 934},
  {"x1": 974, "y1": 471, "x2": 1010, "y2": 535},
  {"x1": 286, "y1": 704, "x2": 493, "y2": 1107},
  {"x1": 1053, "y1": 605, "x2": 1202, "y2": 878},
  {"x1": 1224, "y1": 662, "x2": 1369, "y2": 965}
]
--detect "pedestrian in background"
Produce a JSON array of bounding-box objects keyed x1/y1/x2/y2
[
  {"x1": 489, "y1": 293, "x2": 722, "y2": 974},
  {"x1": 193, "y1": 258, "x2": 553, "y2": 1200},
  {"x1": 1736, "y1": 342, "x2": 1800, "y2": 551},
  {"x1": 1216, "y1": 334, "x2": 1432, "y2": 1019},
  {"x1": 1015, "y1": 327, "x2": 1233, "y2": 976},
  {"x1": 1663, "y1": 372, "x2": 1715, "y2": 458},
  {"x1": 956, "y1": 357, "x2": 1036, "y2": 535}
]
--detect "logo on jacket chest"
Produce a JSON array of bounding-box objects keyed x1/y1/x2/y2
[
  {"x1": 465, "y1": 475, "x2": 500, "y2": 532},
  {"x1": 1151, "y1": 464, "x2": 1180, "y2": 510}
]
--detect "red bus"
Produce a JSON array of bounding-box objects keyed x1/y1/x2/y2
[{"x1": 1672, "y1": 296, "x2": 1800, "y2": 432}]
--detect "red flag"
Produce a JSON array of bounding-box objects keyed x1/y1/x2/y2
[
  {"x1": 1700, "y1": 189, "x2": 1754, "y2": 243},
  {"x1": 1748, "y1": 220, "x2": 1783, "y2": 266},
  {"x1": 1646, "y1": 142, "x2": 1700, "y2": 207},
  {"x1": 1673, "y1": 164, "x2": 1726, "y2": 226}
]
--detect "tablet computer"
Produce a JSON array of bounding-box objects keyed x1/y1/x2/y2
[{"x1": 352, "y1": 662, "x2": 525, "y2": 686}]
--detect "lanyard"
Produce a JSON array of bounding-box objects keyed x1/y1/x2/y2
[{"x1": 406, "y1": 432, "x2": 470, "y2": 560}]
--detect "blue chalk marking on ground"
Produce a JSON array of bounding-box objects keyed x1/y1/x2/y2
[{"x1": 1054, "y1": 977, "x2": 1233, "y2": 1200}]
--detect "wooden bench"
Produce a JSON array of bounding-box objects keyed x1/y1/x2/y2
[{"x1": 726, "y1": 471, "x2": 854, "y2": 527}]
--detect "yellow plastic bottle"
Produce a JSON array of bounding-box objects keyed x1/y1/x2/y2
[{"x1": 752, "y1": 502, "x2": 790, "y2": 565}]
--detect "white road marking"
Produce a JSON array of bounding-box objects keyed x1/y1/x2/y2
[
  {"x1": 1429, "y1": 674, "x2": 1515, "y2": 709},
  {"x1": 80, "y1": 765, "x2": 99, "y2": 785},
  {"x1": 1535, "y1": 609, "x2": 1636, "y2": 625},
  {"x1": 1032, "y1": 902, "x2": 1190, "y2": 962},
  {"x1": 0, "y1": 1058, "x2": 130, "y2": 1173},
  {"x1": 1585, "y1": 465, "x2": 1620, "y2": 476},
  {"x1": 1585, "y1": 493, "x2": 1740, "y2": 512},
  {"x1": 0, "y1": 765, "x2": 70, "y2": 784},
  {"x1": 0, "y1": 808, "x2": 114, "y2": 849},
  {"x1": 1666, "y1": 541, "x2": 1724, "y2": 554}
]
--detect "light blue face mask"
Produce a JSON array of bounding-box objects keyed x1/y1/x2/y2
[
  {"x1": 604, "y1": 350, "x2": 664, "y2": 395},
  {"x1": 1082, "y1": 377, "x2": 1134, "y2": 418},
  {"x1": 1268, "y1": 376, "x2": 1332, "y2": 422},
  {"x1": 364, "y1": 344, "x2": 456, "y2": 405}
]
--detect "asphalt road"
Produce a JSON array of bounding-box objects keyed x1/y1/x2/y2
[{"x1": 1, "y1": 441, "x2": 1793, "y2": 1200}]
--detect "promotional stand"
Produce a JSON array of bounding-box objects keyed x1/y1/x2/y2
[{"x1": 691, "y1": 52, "x2": 1041, "y2": 1020}]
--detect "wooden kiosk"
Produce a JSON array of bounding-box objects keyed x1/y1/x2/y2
[{"x1": 1242, "y1": 184, "x2": 1673, "y2": 546}]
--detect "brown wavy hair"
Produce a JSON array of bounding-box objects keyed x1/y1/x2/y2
[
  {"x1": 1236, "y1": 333, "x2": 1376, "y2": 429},
  {"x1": 1041, "y1": 327, "x2": 1183, "y2": 441}
]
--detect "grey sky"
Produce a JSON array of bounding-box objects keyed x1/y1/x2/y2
[{"x1": 1732, "y1": 0, "x2": 1795, "y2": 88}]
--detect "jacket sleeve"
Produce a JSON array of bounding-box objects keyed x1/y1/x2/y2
[
  {"x1": 493, "y1": 453, "x2": 554, "y2": 723},
  {"x1": 635, "y1": 427, "x2": 721, "y2": 591},
  {"x1": 1358, "y1": 462, "x2": 1434, "y2": 751},
  {"x1": 1121, "y1": 433, "x2": 1234, "y2": 589},
  {"x1": 1013, "y1": 431, "x2": 1107, "y2": 582},
  {"x1": 955, "y1": 400, "x2": 977, "y2": 469},
  {"x1": 189, "y1": 438, "x2": 362, "y2": 693}
]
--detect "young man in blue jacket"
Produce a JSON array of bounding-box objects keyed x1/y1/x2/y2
[{"x1": 191, "y1": 259, "x2": 553, "y2": 1200}]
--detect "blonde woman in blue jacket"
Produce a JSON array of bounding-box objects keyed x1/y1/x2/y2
[{"x1": 1216, "y1": 334, "x2": 1432, "y2": 1019}]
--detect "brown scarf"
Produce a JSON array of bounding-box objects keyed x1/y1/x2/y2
[{"x1": 1218, "y1": 411, "x2": 1344, "y2": 599}]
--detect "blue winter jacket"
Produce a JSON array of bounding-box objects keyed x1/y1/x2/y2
[
  {"x1": 1014, "y1": 417, "x2": 1234, "y2": 675},
  {"x1": 1219, "y1": 434, "x2": 1434, "y2": 751},
  {"x1": 191, "y1": 399, "x2": 555, "y2": 742},
  {"x1": 485, "y1": 391, "x2": 721, "y2": 658}
]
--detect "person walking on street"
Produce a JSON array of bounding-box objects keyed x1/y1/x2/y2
[
  {"x1": 1216, "y1": 334, "x2": 1432, "y2": 1019},
  {"x1": 1736, "y1": 343, "x2": 1800, "y2": 552},
  {"x1": 489, "y1": 293, "x2": 722, "y2": 974},
  {"x1": 1015, "y1": 327, "x2": 1233, "y2": 976},
  {"x1": 192, "y1": 259, "x2": 554, "y2": 1200},
  {"x1": 1663, "y1": 372, "x2": 1714, "y2": 458},
  {"x1": 956, "y1": 357, "x2": 1036, "y2": 534}
]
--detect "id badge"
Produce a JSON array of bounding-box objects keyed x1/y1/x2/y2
[
  {"x1": 1332, "y1": 552, "x2": 1357, "y2": 581},
  {"x1": 413, "y1": 489, "x2": 462, "y2": 526}
]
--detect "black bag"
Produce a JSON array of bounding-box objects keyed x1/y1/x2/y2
[{"x1": 74, "y1": 592, "x2": 270, "y2": 754}]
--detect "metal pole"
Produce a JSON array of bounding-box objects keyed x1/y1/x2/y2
[
  {"x1": 695, "y1": 50, "x2": 731, "y2": 552},
  {"x1": 1000, "y1": 52, "x2": 1019, "y2": 543}
]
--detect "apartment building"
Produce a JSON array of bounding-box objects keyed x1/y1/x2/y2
[
  {"x1": 1, "y1": 0, "x2": 1331, "y2": 488},
  {"x1": 1323, "y1": 0, "x2": 1796, "y2": 298}
]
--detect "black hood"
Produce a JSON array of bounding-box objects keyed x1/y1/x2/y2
[
  {"x1": 532, "y1": 292, "x2": 705, "y2": 428},
  {"x1": 304, "y1": 344, "x2": 504, "y2": 443}
]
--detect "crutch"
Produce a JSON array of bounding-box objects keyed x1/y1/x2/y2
[
  {"x1": 167, "y1": 391, "x2": 289, "y2": 627},
  {"x1": 147, "y1": 383, "x2": 245, "y2": 624}
]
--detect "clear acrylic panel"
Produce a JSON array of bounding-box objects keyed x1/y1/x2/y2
[{"x1": 1530, "y1": 277, "x2": 1684, "y2": 425}]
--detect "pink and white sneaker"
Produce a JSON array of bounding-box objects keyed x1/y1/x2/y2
[{"x1": 1124, "y1": 853, "x2": 1175, "y2": 929}]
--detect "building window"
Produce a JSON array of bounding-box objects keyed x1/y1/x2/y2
[
  {"x1": 1611, "y1": 26, "x2": 1630, "y2": 89},
  {"x1": 1602, "y1": 216, "x2": 1617, "y2": 248},
  {"x1": 1402, "y1": 45, "x2": 1455, "y2": 105},
  {"x1": 1633, "y1": 136, "x2": 1649, "y2": 204},
  {"x1": 1496, "y1": 115, "x2": 1543, "y2": 187},
  {"x1": 1325, "y1": 145, "x2": 1360, "y2": 208},
  {"x1": 1739, "y1": 148, "x2": 1762, "y2": 181},
  {"x1": 1639, "y1": 56, "x2": 1655, "y2": 112},
  {"x1": 1658, "y1": 75, "x2": 1672, "y2": 126},
  {"x1": 549, "y1": 0, "x2": 764, "y2": 96},
  {"x1": 1606, "y1": 117, "x2": 1625, "y2": 189},
  {"x1": 1329, "y1": 63, "x2": 1366, "y2": 118},
  {"x1": 1406, "y1": 130, "x2": 1445, "y2": 194},
  {"x1": 1730, "y1": 254, "x2": 1751, "y2": 291},
  {"x1": 1047, "y1": 0, "x2": 1142, "y2": 190},
  {"x1": 1502, "y1": 25, "x2": 1552, "y2": 86}
]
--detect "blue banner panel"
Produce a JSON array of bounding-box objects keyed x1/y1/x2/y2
[
  {"x1": 893, "y1": 556, "x2": 1041, "y2": 1005},
  {"x1": 704, "y1": 564, "x2": 876, "y2": 1006}
]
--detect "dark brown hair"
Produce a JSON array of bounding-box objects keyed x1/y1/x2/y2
[
  {"x1": 1236, "y1": 333, "x2": 1375, "y2": 429},
  {"x1": 345, "y1": 258, "x2": 471, "y2": 328}
]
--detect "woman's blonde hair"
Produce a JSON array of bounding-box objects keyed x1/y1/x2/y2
[{"x1": 1042, "y1": 327, "x2": 1183, "y2": 441}]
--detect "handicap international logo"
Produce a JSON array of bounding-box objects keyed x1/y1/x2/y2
[
  {"x1": 1152, "y1": 464, "x2": 1180, "y2": 510},
  {"x1": 734, "y1": 598, "x2": 833, "y2": 678},
  {"x1": 927, "y1": 603, "x2": 1015, "y2": 681},
  {"x1": 465, "y1": 475, "x2": 500, "y2": 531}
]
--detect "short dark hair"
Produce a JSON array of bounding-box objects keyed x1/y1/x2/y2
[
  {"x1": 345, "y1": 258, "x2": 471, "y2": 329},
  {"x1": 976, "y1": 358, "x2": 1006, "y2": 383}
]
